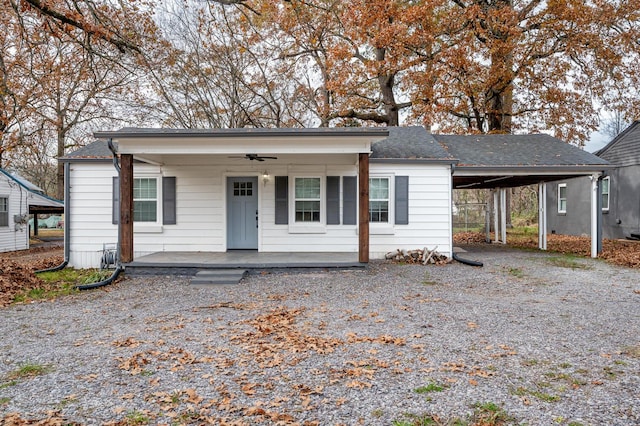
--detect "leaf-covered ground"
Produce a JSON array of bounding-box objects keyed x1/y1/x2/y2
[
  {"x1": 454, "y1": 232, "x2": 640, "y2": 268},
  {"x1": 0, "y1": 247, "x2": 64, "y2": 308}
]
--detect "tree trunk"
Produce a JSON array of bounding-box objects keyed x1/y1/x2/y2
[
  {"x1": 484, "y1": 0, "x2": 514, "y2": 134},
  {"x1": 56, "y1": 127, "x2": 65, "y2": 200},
  {"x1": 375, "y1": 47, "x2": 399, "y2": 126}
]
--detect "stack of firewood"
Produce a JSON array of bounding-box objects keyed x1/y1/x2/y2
[{"x1": 385, "y1": 246, "x2": 450, "y2": 265}]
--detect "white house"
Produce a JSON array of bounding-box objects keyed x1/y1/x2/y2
[
  {"x1": 61, "y1": 126, "x2": 610, "y2": 269},
  {"x1": 0, "y1": 168, "x2": 64, "y2": 253}
]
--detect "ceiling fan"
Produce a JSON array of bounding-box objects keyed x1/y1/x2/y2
[{"x1": 228, "y1": 154, "x2": 278, "y2": 162}]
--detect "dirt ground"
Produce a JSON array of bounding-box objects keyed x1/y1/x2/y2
[
  {"x1": 454, "y1": 232, "x2": 640, "y2": 268},
  {"x1": 0, "y1": 245, "x2": 63, "y2": 308}
]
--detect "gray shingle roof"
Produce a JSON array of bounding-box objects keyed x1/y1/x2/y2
[
  {"x1": 595, "y1": 121, "x2": 640, "y2": 166},
  {"x1": 61, "y1": 140, "x2": 115, "y2": 161},
  {"x1": 434, "y1": 134, "x2": 609, "y2": 167},
  {"x1": 371, "y1": 126, "x2": 454, "y2": 161}
]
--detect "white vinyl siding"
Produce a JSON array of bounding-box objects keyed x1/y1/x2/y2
[
  {"x1": 558, "y1": 183, "x2": 567, "y2": 213},
  {"x1": 0, "y1": 177, "x2": 29, "y2": 252},
  {"x1": 367, "y1": 163, "x2": 452, "y2": 258},
  {"x1": 601, "y1": 177, "x2": 610, "y2": 211},
  {"x1": 67, "y1": 155, "x2": 454, "y2": 267}
]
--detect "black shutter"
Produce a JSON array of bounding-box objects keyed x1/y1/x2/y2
[
  {"x1": 112, "y1": 176, "x2": 119, "y2": 225},
  {"x1": 275, "y1": 176, "x2": 288, "y2": 224},
  {"x1": 343, "y1": 176, "x2": 357, "y2": 225},
  {"x1": 326, "y1": 176, "x2": 340, "y2": 225},
  {"x1": 163, "y1": 177, "x2": 176, "y2": 225},
  {"x1": 395, "y1": 175, "x2": 409, "y2": 225}
]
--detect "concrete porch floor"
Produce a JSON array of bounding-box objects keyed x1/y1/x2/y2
[{"x1": 124, "y1": 251, "x2": 363, "y2": 275}]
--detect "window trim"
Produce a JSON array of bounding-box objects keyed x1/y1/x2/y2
[
  {"x1": 133, "y1": 177, "x2": 160, "y2": 223},
  {"x1": 557, "y1": 183, "x2": 567, "y2": 214},
  {"x1": 369, "y1": 174, "x2": 395, "y2": 234},
  {"x1": 0, "y1": 196, "x2": 8, "y2": 227},
  {"x1": 288, "y1": 175, "x2": 326, "y2": 233},
  {"x1": 369, "y1": 176, "x2": 390, "y2": 224},
  {"x1": 601, "y1": 176, "x2": 610, "y2": 212}
]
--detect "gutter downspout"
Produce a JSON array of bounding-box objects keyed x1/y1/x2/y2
[
  {"x1": 73, "y1": 140, "x2": 124, "y2": 289},
  {"x1": 35, "y1": 162, "x2": 70, "y2": 273},
  {"x1": 73, "y1": 139, "x2": 124, "y2": 290},
  {"x1": 450, "y1": 162, "x2": 483, "y2": 267}
]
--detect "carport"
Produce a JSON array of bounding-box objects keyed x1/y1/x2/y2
[{"x1": 435, "y1": 134, "x2": 614, "y2": 257}]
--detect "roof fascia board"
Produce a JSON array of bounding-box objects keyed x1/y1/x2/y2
[
  {"x1": 453, "y1": 165, "x2": 614, "y2": 176},
  {"x1": 59, "y1": 157, "x2": 112, "y2": 163},
  {"x1": 93, "y1": 128, "x2": 389, "y2": 139},
  {"x1": 0, "y1": 168, "x2": 63, "y2": 206},
  {"x1": 370, "y1": 158, "x2": 458, "y2": 165}
]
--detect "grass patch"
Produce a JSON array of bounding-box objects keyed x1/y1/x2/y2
[
  {"x1": 38, "y1": 268, "x2": 111, "y2": 285},
  {"x1": 621, "y1": 344, "x2": 640, "y2": 358},
  {"x1": 7, "y1": 363, "x2": 51, "y2": 380},
  {"x1": 0, "y1": 380, "x2": 17, "y2": 389},
  {"x1": 14, "y1": 268, "x2": 112, "y2": 304},
  {"x1": 392, "y1": 414, "x2": 440, "y2": 426},
  {"x1": 393, "y1": 402, "x2": 514, "y2": 425},
  {"x1": 414, "y1": 382, "x2": 445, "y2": 394},
  {"x1": 422, "y1": 271, "x2": 438, "y2": 286},
  {"x1": 505, "y1": 267, "x2": 525, "y2": 278},
  {"x1": 471, "y1": 401, "x2": 513, "y2": 424},
  {"x1": 513, "y1": 386, "x2": 560, "y2": 403},
  {"x1": 545, "y1": 256, "x2": 592, "y2": 270},
  {"x1": 125, "y1": 410, "x2": 150, "y2": 425}
]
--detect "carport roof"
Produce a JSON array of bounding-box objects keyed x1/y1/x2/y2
[{"x1": 434, "y1": 134, "x2": 612, "y2": 189}]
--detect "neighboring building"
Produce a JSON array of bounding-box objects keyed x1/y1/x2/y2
[
  {"x1": 61, "y1": 127, "x2": 609, "y2": 269},
  {"x1": 547, "y1": 121, "x2": 640, "y2": 239},
  {"x1": 0, "y1": 168, "x2": 64, "y2": 253}
]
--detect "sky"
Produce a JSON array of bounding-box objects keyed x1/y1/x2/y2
[{"x1": 585, "y1": 129, "x2": 610, "y2": 153}]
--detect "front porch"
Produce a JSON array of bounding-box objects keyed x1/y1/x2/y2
[{"x1": 124, "y1": 251, "x2": 363, "y2": 275}]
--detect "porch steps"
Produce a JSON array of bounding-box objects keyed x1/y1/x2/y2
[{"x1": 190, "y1": 269, "x2": 248, "y2": 286}]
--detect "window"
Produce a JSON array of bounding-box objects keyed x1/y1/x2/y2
[
  {"x1": 133, "y1": 178, "x2": 158, "y2": 222},
  {"x1": 0, "y1": 197, "x2": 8, "y2": 227},
  {"x1": 294, "y1": 177, "x2": 320, "y2": 222},
  {"x1": 601, "y1": 177, "x2": 610, "y2": 211},
  {"x1": 233, "y1": 181, "x2": 253, "y2": 197},
  {"x1": 369, "y1": 177, "x2": 390, "y2": 223},
  {"x1": 557, "y1": 183, "x2": 567, "y2": 214}
]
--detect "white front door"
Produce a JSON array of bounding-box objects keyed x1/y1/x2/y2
[{"x1": 227, "y1": 177, "x2": 258, "y2": 249}]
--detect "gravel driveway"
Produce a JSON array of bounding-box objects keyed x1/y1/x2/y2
[{"x1": 1, "y1": 246, "x2": 639, "y2": 425}]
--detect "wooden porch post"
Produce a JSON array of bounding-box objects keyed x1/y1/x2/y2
[
  {"x1": 120, "y1": 154, "x2": 134, "y2": 263},
  {"x1": 358, "y1": 153, "x2": 369, "y2": 263}
]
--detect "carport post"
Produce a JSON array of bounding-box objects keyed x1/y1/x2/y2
[
  {"x1": 500, "y1": 188, "x2": 507, "y2": 244},
  {"x1": 538, "y1": 182, "x2": 547, "y2": 250},
  {"x1": 590, "y1": 174, "x2": 600, "y2": 258},
  {"x1": 493, "y1": 189, "x2": 499, "y2": 243}
]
